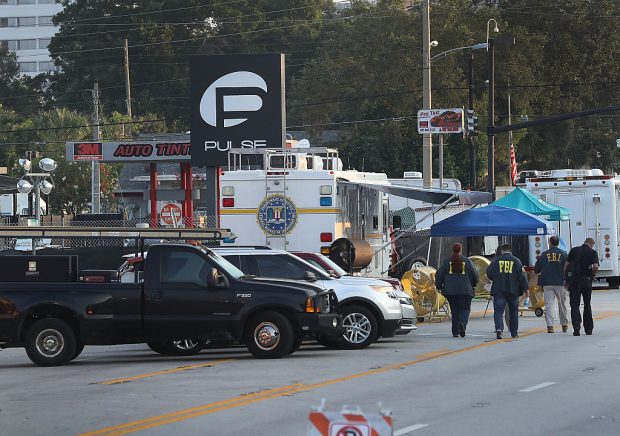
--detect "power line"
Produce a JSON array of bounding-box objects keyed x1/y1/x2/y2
[
  {"x1": 58, "y1": 0, "x2": 250, "y2": 24},
  {"x1": 17, "y1": 13, "x2": 400, "y2": 60}
]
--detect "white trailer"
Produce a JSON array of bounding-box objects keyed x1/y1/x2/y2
[
  {"x1": 524, "y1": 169, "x2": 620, "y2": 286},
  {"x1": 219, "y1": 147, "x2": 392, "y2": 276},
  {"x1": 0, "y1": 193, "x2": 34, "y2": 217}
]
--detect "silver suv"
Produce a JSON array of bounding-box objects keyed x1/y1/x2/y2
[{"x1": 214, "y1": 247, "x2": 413, "y2": 349}]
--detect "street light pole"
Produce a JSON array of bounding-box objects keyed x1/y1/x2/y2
[
  {"x1": 422, "y1": 0, "x2": 433, "y2": 189},
  {"x1": 468, "y1": 51, "x2": 476, "y2": 189},
  {"x1": 487, "y1": 36, "x2": 495, "y2": 195},
  {"x1": 486, "y1": 19, "x2": 499, "y2": 196}
]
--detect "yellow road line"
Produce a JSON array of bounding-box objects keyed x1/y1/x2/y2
[
  {"x1": 81, "y1": 310, "x2": 620, "y2": 436},
  {"x1": 96, "y1": 359, "x2": 234, "y2": 385},
  {"x1": 79, "y1": 384, "x2": 305, "y2": 436}
]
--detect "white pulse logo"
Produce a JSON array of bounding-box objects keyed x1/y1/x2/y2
[{"x1": 199, "y1": 71, "x2": 267, "y2": 128}]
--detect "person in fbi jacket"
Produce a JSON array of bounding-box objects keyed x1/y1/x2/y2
[
  {"x1": 534, "y1": 235, "x2": 569, "y2": 333},
  {"x1": 435, "y1": 243, "x2": 479, "y2": 338},
  {"x1": 487, "y1": 244, "x2": 529, "y2": 339}
]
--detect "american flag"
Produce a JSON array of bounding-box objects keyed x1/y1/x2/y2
[{"x1": 510, "y1": 144, "x2": 518, "y2": 186}]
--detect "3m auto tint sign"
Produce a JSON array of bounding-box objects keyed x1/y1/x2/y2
[
  {"x1": 66, "y1": 142, "x2": 191, "y2": 162},
  {"x1": 73, "y1": 142, "x2": 103, "y2": 160},
  {"x1": 417, "y1": 108, "x2": 464, "y2": 134},
  {"x1": 190, "y1": 54, "x2": 286, "y2": 167}
]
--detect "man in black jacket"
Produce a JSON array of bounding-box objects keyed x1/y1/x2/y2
[
  {"x1": 565, "y1": 238, "x2": 599, "y2": 336},
  {"x1": 487, "y1": 244, "x2": 529, "y2": 339}
]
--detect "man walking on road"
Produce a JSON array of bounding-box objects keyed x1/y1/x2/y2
[
  {"x1": 566, "y1": 238, "x2": 599, "y2": 336},
  {"x1": 535, "y1": 235, "x2": 569, "y2": 333},
  {"x1": 487, "y1": 244, "x2": 529, "y2": 339}
]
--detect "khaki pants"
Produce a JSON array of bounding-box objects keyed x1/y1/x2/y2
[{"x1": 543, "y1": 285, "x2": 569, "y2": 327}]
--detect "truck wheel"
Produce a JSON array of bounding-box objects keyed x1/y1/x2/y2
[
  {"x1": 167, "y1": 339, "x2": 204, "y2": 356},
  {"x1": 535, "y1": 308, "x2": 544, "y2": 317},
  {"x1": 25, "y1": 319, "x2": 77, "y2": 367},
  {"x1": 245, "y1": 311, "x2": 294, "y2": 359},
  {"x1": 71, "y1": 343, "x2": 85, "y2": 361},
  {"x1": 340, "y1": 304, "x2": 379, "y2": 350},
  {"x1": 147, "y1": 342, "x2": 171, "y2": 355}
]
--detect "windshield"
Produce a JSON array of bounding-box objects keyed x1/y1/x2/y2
[
  {"x1": 287, "y1": 253, "x2": 332, "y2": 280},
  {"x1": 204, "y1": 249, "x2": 245, "y2": 279},
  {"x1": 315, "y1": 255, "x2": 349, "y2": 277}
]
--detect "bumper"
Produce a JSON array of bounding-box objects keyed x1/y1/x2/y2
[
  {"x1": 396, "y1": 303, "x2": 417, "y2": 334},
  {"x1": 395, "y1": 318, "x2": 417, "y2": 334},
  {"x1": 295, "y1": 313, "x2": 342, "y2": 338},
  {"x1": 380, "y1": 319, "x2": 400, "y2": 338}
]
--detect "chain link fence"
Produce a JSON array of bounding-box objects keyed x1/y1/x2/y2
[{"x1": 0, "y1": 214, "x2": 222, "y2": 258}]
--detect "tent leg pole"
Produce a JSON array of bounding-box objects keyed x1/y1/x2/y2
[{"x1": 427, "y1": 237, "x2": 432, "y2": 266}]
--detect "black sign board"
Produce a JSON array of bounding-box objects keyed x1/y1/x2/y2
[{"x1": 190, "y1": 54, "x2": 286, "y2": 167}]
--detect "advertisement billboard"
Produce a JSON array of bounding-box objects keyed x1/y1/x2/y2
[
  {"x1": 417, "y1": 108, "x2": 464, "y2": 134},
  {"x1": 190, "y1": 54, "x2": 286, "y2": 167},
  {"x1": 66, "y1": 141, "x2": 191, "y2": 162}
]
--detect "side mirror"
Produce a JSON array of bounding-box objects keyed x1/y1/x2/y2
[
  {"x1": 327, "y1": 269, "x2": 338, "y2": 278},
  {"x1": 303, "y1": 271, "x2": 318, "y2": 282},
  {"x1": 206, "y1": 268, "x2": 230, "y2": 289},
  {"x1": 392, "y1": 215, "x2": 402, "y2": 229}
]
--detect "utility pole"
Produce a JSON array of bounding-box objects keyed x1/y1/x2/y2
[
  {"x1": 438, "y1": 134, "x2": 443, "y2": 189},
  {"x1": 421, "y1": 0, "x2": 433, "y2": 189},
  {"x1": 487, "y1": 37, "x2": 495, "y2": 196},
  {"x1": 507, "y1": 79, "x2": 513, "y2": 186},
  {"x1": 92, "y1": 82, "x2": 101, "y2": 214},
  {"x1": 124, "y1": 38, "x2": 132, "y2": 119},
  {"x1": 468, "y1": 51, "x2": 476, "y2": 190}
]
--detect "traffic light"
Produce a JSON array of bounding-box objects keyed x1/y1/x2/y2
[{"x1": 466, "y1": 109, "x2": 478, "y2": 136}]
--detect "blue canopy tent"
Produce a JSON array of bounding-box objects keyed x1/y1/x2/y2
[
  {"x1": 430, "y1": 204, "x2": 550, "y2": 237},
  {"x1": 493, "y1": 187, "x2": 570, "y2": 222}
]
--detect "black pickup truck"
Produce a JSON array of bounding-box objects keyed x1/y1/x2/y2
[{"x1": 0, "y1": 244, "x2": 341, "y2": 366}]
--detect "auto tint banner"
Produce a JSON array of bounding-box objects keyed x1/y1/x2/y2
[
  {"x1": 190, "y1": 54, "x2": 286, "y2": 167},
  {"x1": 66, "y1": 141, "x2": 191, "y2": 162}
]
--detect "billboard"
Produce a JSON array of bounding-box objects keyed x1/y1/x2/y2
[
  {"x1": 417, "y1": 108, "x2": 464, "y2": 134},
  {"x1": 190, "y1": 54, "x2": 286, "y2": 167},
  {"x1": 66, "y1": 141, "x2": 191, "y2": 162}
]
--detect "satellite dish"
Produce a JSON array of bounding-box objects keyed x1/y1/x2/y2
[
  {"x1": 40, "y1": 180, "x2": 53, "y2": 195},
  {"x1": 18, "y1": 159, "x2": 31, "y2": 171},
  {"x1": 39, "y1": 158, "x2": 57, "y2": 172},
  {"x1": 17, "y1": 179, "x2": 33, "y2": 194}
]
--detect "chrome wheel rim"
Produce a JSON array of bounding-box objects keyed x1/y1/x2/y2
[
  {"x1": 342, "y1": 313, "x2": 371, "y2": 344},
  {"x1": 254, "y1": 322, "x2": 280, "y2": 351},
  {"x1": 172, "y1": 339, "x2": 199, "y2": 350},
  {"x1": 35, "y1": 328, "x2": 64, "y2": 358}
]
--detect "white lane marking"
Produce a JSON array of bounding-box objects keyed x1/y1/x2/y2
[
  {"x1": 519, "y1": 381, "x2": 556, "y2": 393},
  {"x1": 394, "y1": 424, "x2": 429, "y2": 435}
]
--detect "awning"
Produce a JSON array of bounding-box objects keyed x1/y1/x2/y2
[
  {"x1": 0, "y1": 175, "x2": 18, "y2": 194},
  {"x1": 494, "y1": 187, "x2": 570, "y2": 221},
  {"x1": 337, "y1": 178, "x2": 492, "y2": 205},
  {"x1": 430, "y1": 204, "x2": 550, "y2": 236}
]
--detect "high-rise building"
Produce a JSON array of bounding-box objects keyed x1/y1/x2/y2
[{"x1": 0, "y1": 0, "x2": 64, "y2": 76}]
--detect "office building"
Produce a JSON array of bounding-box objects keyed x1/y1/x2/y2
[{"x1": 0, "y1": 0, "x2": 64, "y2": 76}]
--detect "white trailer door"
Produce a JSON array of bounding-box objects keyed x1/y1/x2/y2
[{"x1": 555, "y1": 192, "x2": 586, "y2": 248}]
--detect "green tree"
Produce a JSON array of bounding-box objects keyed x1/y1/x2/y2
[{"x1": 49, "y1": 0, "x2": 333, "y2": 123}]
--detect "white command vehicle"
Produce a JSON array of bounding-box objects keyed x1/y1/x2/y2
[
  {"x1": 524, "y1": 169, "x2": 620, "y2": 286},
  {"x1": 219, "y1": 146, "x2": 392, "y2": 276}
]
